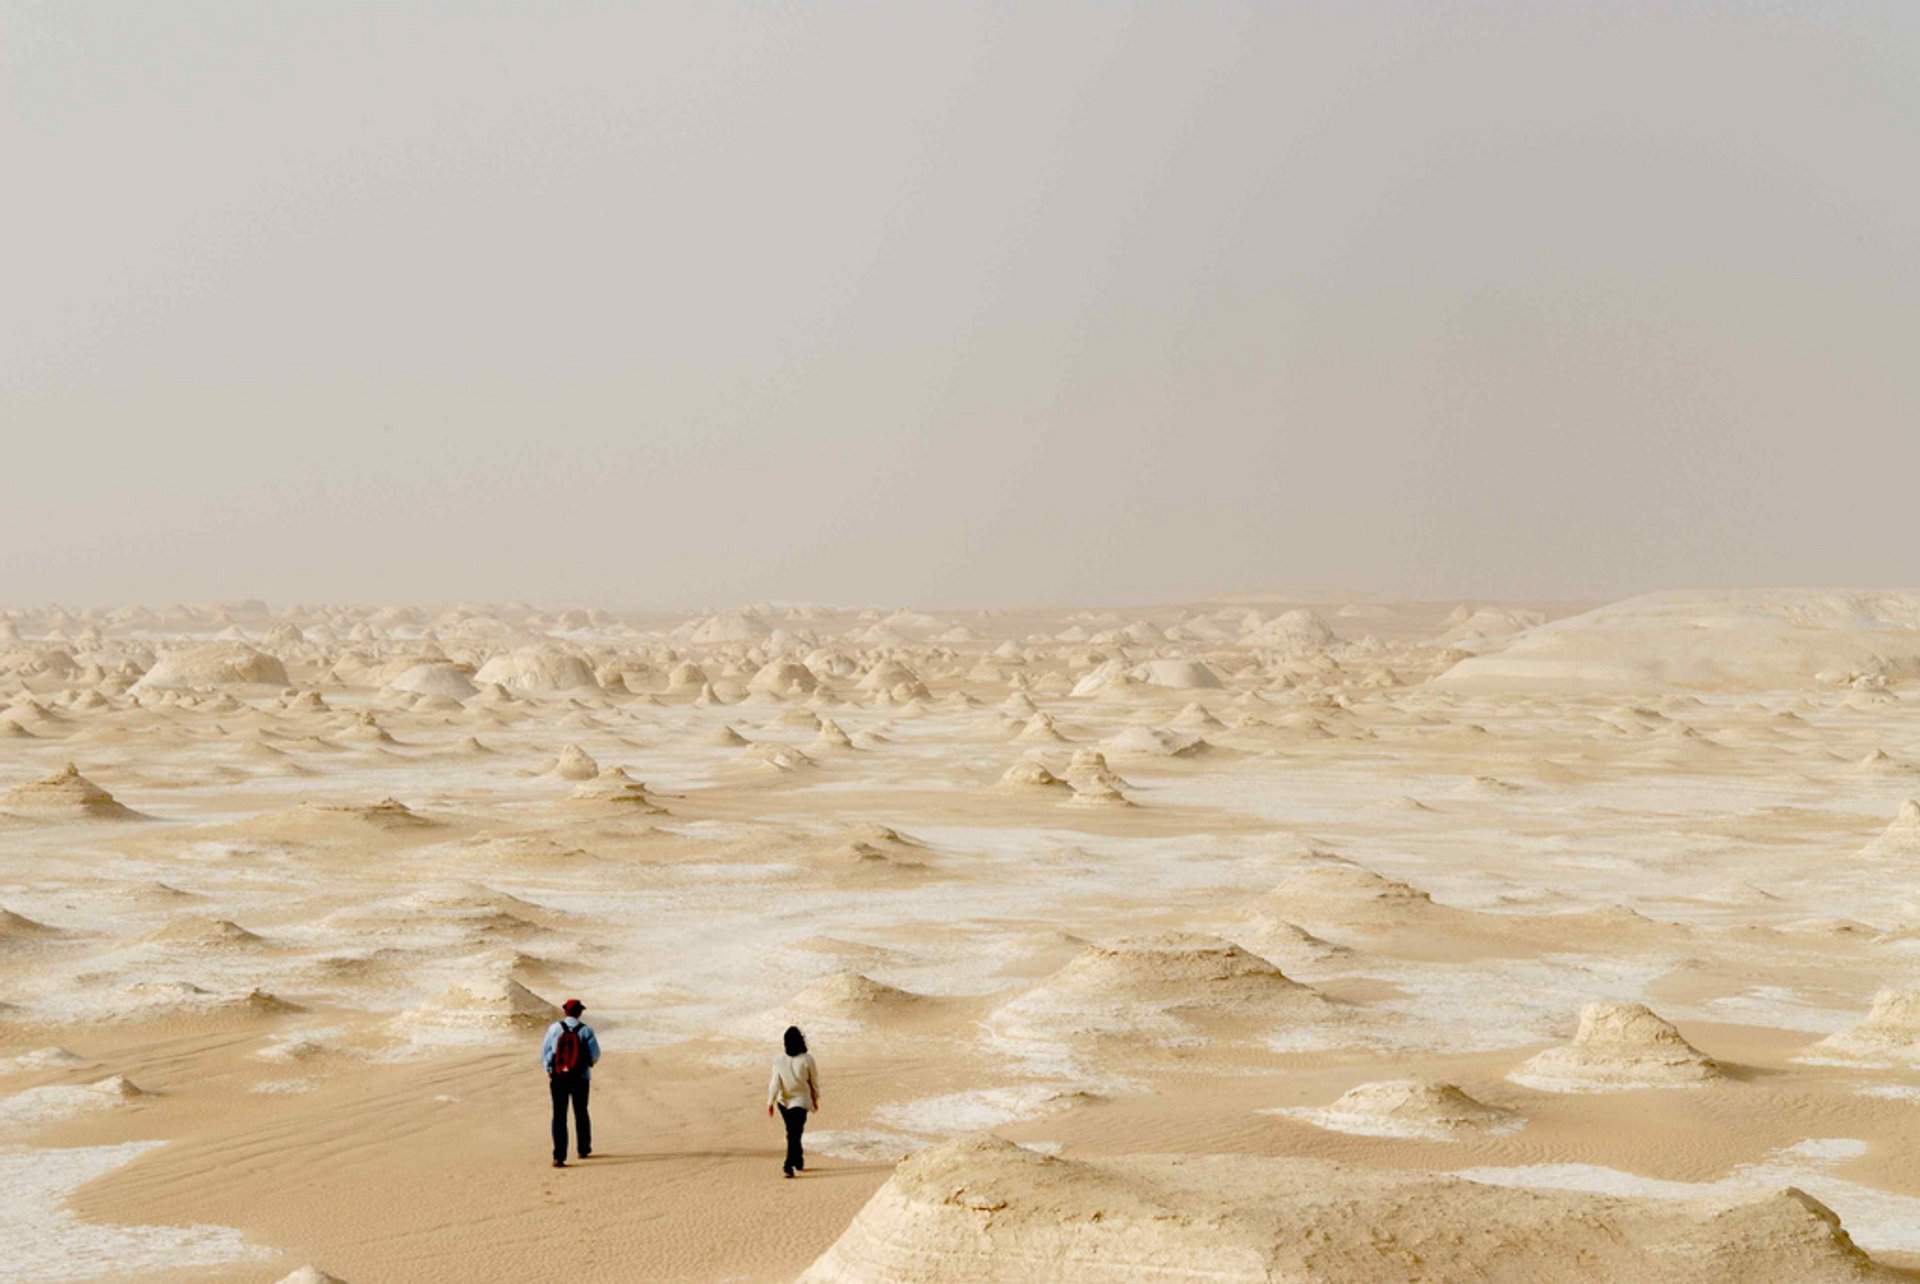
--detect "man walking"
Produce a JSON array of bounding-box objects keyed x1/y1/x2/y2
[{"x1": 542, "y1": 998, "x2": 600, "y2": 1167}]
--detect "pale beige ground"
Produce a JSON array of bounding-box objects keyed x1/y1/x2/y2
[{"x1": 5, "y1": 594, "x2": 1920, "y2": 1281}]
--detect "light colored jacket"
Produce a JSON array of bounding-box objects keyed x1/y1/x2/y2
[
  {"x1": 768, "y1": 1051, "x2": 819, "y2": 1111},
  {"x1": 541, "y1": 1018, "x2": 601, "y2": 1080}
]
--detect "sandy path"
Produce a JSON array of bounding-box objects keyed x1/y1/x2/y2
[{"x1": 69, "y1": 1042, "x2": 903, "y2": 1283}]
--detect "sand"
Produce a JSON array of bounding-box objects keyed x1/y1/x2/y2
[{"x1": 5, "y1": 591, "x2": 1920, "y2": 1281}]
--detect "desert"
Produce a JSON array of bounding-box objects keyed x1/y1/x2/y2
[
  {"x1": 3, "y1": 593, "x2": 1920, "y2": 1279},
  {"x1": 10, "y1": 2, "x2": 1920, "y2": 1278}
]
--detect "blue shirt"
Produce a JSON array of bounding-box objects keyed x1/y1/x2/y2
[{"x1": 541, "y1": 1018, "x2": 601, "y2": 1080}]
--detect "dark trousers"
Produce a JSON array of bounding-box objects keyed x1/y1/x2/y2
[
  {"x1": 778, "y1": 1103, "x2": 807, "y2": 1172},
  {"x1": 550, "y1": 1073, "x2": 590, "y2": 1162}
]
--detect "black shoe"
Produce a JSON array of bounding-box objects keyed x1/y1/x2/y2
[
  {"x1": 553, "y1": 1161, "x2": 566, "y2": 1168},
  {"x1": 783, "y1": 1164, "x2": 794, "y2": 1178},
  {"x1": 795, "y1": 1158, "x2": 805, "y2": 1171},
  {"x1": 580, "y1": 1151, "x2": 592, "y2": 1159}
]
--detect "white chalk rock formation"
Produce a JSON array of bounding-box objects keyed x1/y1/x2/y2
[
  {"x1": 1129, "y1": 659, "x2": 1224, "y2": 690},
  {"x1": 1100, "y1": 726, "x2": 1205, "y2": 757},
  {"x1": 992, "y1": 935, "x2": 1329, "y2": 1047},
  {"x1": 1436, "y1": 590, "x2": 1920, "y2": 692},
  {"x1": 472, "y1": 647, "x2": 600, "y2": 693},
  {"x1": 1510, "y1": 1000, "x2": 1721, "y2": 1091},
  {"x1": 1861, "y1": 800, "x2": 1920, "y2": 857},
  {"x1": 1273, "y1": 1079, "x2": 1521, "y2": 1141},
  {"x1": 1808, "y1": 989, "x2": 1920, "y2": 1064},
  {"x1": 3, "y1": 763, "x2": 144, "y2": 820},
  {"x1": 569, "y1": 767, "x2": 664, "y2": 811},
  {"x1": 998, "y1": 762, "x2": 1068, "y2": 793},
  {"x1": 747, "y1": 658, "x2": 818, "y2": 698},
  {"x1": 276, "y1": 1267, "x2": 348, "y2": 1284},
  {"x1": 541, "y1": 743, "x2": 601, "y2": 780},
  {"x1": 384, "y1": 662, "x2": 479, "y2": 701},
  {"x1": 799, "y1": 1135, "x2": 1889, "y2": 1283},
  {"x1": 133, "y1": 643, "x2": 289, "y2": 692}
]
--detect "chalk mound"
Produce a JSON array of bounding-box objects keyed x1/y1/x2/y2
[
  {"x1": 1067, "y1": 779, "x2": 1133, "y2": 808},
  {"x1": 1014, "y1": 712, "x2": 1069, "y2": 743},
  {"x1": 1259, "y1": 859, "x2": 1437, "y2": 922},
  {"x1": 814, "y1": 718, "x2": 856, "y2": 750},
  {"x1": 472, "y1": 647, "x2": 600, "y2": 693},
  {"x1": 82, "y1": 1074, "x2": 150, "y2": 1101},
  {"x1": 133, "y1": 643, "x2": 289, "y2": 692},
  {"x1": 540, "y1": 743, "x2": 601, "y2": 780},
  {"x1": 1435, "y1": 590, "x2": 1920, "y2": 692},
  {"x1": 740, "y1": 743, "x2": 815, "y2": 772},
  {"x1": 569, "y1": 766, "x2": 665, "y2": 811},
  {"x1": 998, "y1": 760, "x2": 1068, "y2": 790},
  {"x1": 1275, "y1": 1079, "x2": 1521, "y2": 1140},
  {"x1": 1861, "y1": 800, "x2": 1920, "y2": 857},
  {"x1": 691, "y1": 608, "x2": 771, "y2": 644},
  {"x1": 747, "y1": 659, "x2": 818, "y2": 699},
  {"x1": 111, "y1": 981, "x2": 300, "y2": 1021},
  {"x1": 254, "y1": 1032, "x2": 344, "y2": 1064},
  {"x1": 140, "y1": 916, "x2": 266, "y2": 950},
  {"x1": 1510, "y1": 1000, "x2": 1721, "y2": 1091},
  {"x1": 703, "y1": 724, "x2": 752, "y2": 747},
  {"x1": 799, "y1": 1135, "x2": 1890, "y2": 1283},
  {"x1": 805, "y1": 826, "x2": 933, "y2": 879},
  {"x1": 993, "y1": 935, "x2": 1331, "y2": 1048},
  {"x1": 1100, "y1": 726, "x2": 1205, "y2": 757},
  {"x1": 276, "y1": 1266, "x2": 348, "y2": 1284},
  {"x1": 1435, "y1": 605, "x2": 1547, "y2": 648},
  {"x1": 1808, "y1": 989, "x2": 1920, "y2": 1064},
  {"x1": 3, "y1": 763, "x2": 144, "y2": 820},
  {"x1": 1224, "y1": 914, "x2": 1351, "y2": 968},
  {"x1": 384, "y1": 662, "x2": 478, "y2": 701},
  {"x1": 1130, "y1": 659, "x2": 1224, "y2": 690},
  {"x1": 773, "y1": 972, "x2": 936, "y2": 1035},
  {"x1": 243, "y1": 797, "x2": 437, "y2": 840},
  {"x1": 411, "y1": 976, "x2": 558, "y2": 1030},
  {"x1": 1853, "y1": 749, "x2": 1920, "y2": 776},
  {"x1": 385, "y1": 885, "x2": 559, "y2": 938},
  {"x1": 1030, "y1": 936, "x2": 1314, "y2": 1009},
  {"x1": 1248, "y1": 608, "x2": 1340, "y2": 651},
  {"x1": 1170, "y1": 702, "x2": 1227, "y2": 730},
  {"x1": 1064, "y1": 749, "x2": 1131, "y2": 791}
]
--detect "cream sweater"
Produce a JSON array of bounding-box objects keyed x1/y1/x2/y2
[{"x1": 768, "y1": 1051, "x2": 820, "y2": 1112}]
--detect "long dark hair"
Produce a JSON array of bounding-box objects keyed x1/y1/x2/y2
[{"x1": 783, "y1": 1025, "x2": 808, "y2": 1056}]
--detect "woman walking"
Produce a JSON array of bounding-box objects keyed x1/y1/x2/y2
[{"x1": 766, "y1": 1025, "x2": 820, "y2": 1178}]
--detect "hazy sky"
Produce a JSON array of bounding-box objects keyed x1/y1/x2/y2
[{"x1": 5, "y1": 2, "x2": 1917, "y2": 609}]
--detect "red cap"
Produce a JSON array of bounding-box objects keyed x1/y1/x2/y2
[{"x1": 562, "y1": 998, "x2": 584, "y2": 1015}]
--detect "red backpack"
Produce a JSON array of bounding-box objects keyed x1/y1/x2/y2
[{"x1": 552, "y1": 1022, "x2": 586, "y2": 1075}]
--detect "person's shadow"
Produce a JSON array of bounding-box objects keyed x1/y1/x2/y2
[
  {"x1": 569, "y1": 1151, "x2": 891, "y2": 1176},
  {"x1": 570, "y1": 1149, "x2": 761, "y2": 1165}
]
